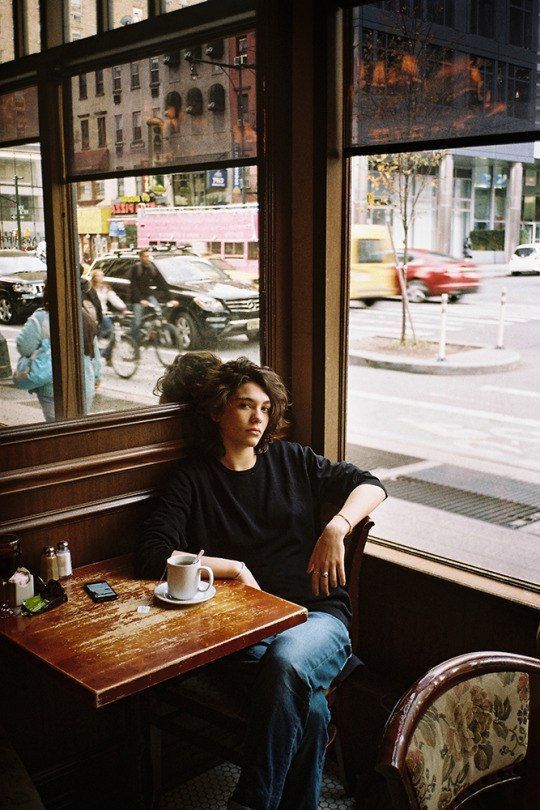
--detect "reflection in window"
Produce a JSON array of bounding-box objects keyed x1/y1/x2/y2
[
  {"x1": 81, "y1": 119, "x2": 90, "y2": 150},
  {"x1": 0, "y1": 1, "x2": 15, "y2": 63},
  {"x1": 79, "y1": 74, "x2": 88, "y2": 100},
  {"x1": 0, "y1": 87, "x2": 39, "y2": 143},
  {"x1": 111, "y1": 1, "x2": 147, "y2": 29},
  {"x1": 64, "y1": 0, "x2": 97, "y2": 42},
  {"x1": 132, "y1": 111, "x2": 142, "y2": 142},
  {"x1": 350, "y1": 2, "x2": 539, "y2": 147},
  {"x1": 69, "y1": 32, "x2": 257, "y2": 178},
  {"x1": 97, "y1": 116, "x2": 107, "y2": 148}
]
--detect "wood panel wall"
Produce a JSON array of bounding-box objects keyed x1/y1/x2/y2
[{"x1": 0, "y1": 405, "x2": 188, "y2": 571}]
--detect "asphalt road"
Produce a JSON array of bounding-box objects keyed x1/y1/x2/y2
[
  {"x1": 348, "y1": 274, "x2": 540, "y2": 482},
  {"x1": 1, "y1": 274, "x2": 539, "y2": 486}
]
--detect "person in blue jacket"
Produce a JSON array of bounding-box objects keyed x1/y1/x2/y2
[
  {"x1": 16, "y1": 284, "x2": 101, "y2": 422},
  {"x1": 139, "y1": 353, "x2": 387, "y2": 810}
]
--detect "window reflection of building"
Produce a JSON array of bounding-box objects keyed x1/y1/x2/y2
[
  {"x1": 354, "y1": 1, "x2": 538, "y2": 144},
  {"x1": 0, "y1": 145, "x2": 44, "y2": 249}
]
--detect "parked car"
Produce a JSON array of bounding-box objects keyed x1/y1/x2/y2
[
  {"x1": 401, "y1": 249, "x2": 480, "y2": 303},
  {"x1": 508, "y1": 243, "x2": 540, "y2": 275},
  {"x1": 349, "y1": 224, "x2": 400, "y2": 304},
  {"x1": 90, "y1": 250, "x2": 260, "y2": 350},
  {"x1": 0, "y1": 250, "x2": 47, "y2": 324}
]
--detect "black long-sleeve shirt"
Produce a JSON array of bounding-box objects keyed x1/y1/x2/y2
[
  {"x1": 129, "y1": 260, "x2": 170, "y2": 305},
  {"x1": 136, "y1": 441, "x2": 386, "y2": 627}
]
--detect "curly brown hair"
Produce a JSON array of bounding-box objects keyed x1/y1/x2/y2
[{"x1": 154, "y1": 353, "x2": 290, "y2": 456}]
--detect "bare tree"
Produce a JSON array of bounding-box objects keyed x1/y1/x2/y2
[{"x1": 369, "y1": 150, "x2": 446, "y2": 343}]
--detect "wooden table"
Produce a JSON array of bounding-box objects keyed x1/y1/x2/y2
[{"x1": 0, "y1": 555, "x2": 307, "y2": 708}]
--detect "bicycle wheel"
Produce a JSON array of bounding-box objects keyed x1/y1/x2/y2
[
  {"x1": 110, "y1": 334, "x2": 139, "y2": 378},
  {"x1": 154, "y1": 323, "x2": 179, "y2": 367}
]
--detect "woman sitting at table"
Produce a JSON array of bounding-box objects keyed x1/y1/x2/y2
[{"x1": 136, "y1": 353, "x2": 387, "y2": 810}]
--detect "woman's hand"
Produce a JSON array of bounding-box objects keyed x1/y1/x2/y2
[{"x1": 307, "y1": 518, "x2": 348, "y2": 597}]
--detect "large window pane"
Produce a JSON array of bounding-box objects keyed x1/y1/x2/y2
[
  {"x1": 68, "y1": 31, "x2": 257, "y2": 177},
  {"x1": 350, "y1": 2, "x2": 539, "y2": 148},
  {"x1": 346, "y1": 142, "x2": 539, "y2": 581},
  {"x1": 72, "y1": 168, "x2": 259, "y2": 416},
  {"x1": 0, "y1": 1, "x2": 15, "y2": 63},
  {"x1": 64, "y1": 0, "x2": 98, "y2": 42},
  {"x1": 0, "y1": 145, "x2": 52, "y2": 427},
  {"x1": 0, "y1": 87, "x2": 39, "y2": 145}
]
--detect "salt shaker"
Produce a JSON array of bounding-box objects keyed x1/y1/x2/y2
[
  {"x1": 40, "y1": 546, "x2": 59, "y2": 582},
  {"x1": 56, "y1": 541, "x2": 73, "y2": 578}
]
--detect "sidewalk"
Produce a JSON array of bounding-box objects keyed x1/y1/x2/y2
[{"x1": 349, "y1": 343, "x2": 521, "y2": 375}]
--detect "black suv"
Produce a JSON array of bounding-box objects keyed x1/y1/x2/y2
[
  {"x1": 90, "y1": 250, "x2": 259, "y2": 350},
  {"x1": 0, "y1": 250, "x2": 47, "y2": 324}
]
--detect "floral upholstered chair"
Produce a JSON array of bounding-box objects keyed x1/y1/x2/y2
[{"x1": 377, "y1": 652, "x2": 540, "y2": 809}]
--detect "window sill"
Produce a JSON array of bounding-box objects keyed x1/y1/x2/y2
[{"x1": 367, "y1": 497, "x2": 540, "y2": 609}]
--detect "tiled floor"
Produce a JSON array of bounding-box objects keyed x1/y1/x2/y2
[{"x1": 159, "y1": 760, "x2": 355, "y2": 809}]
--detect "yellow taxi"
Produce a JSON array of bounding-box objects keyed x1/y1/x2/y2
[{"x1": 349, "y1": 223, "x2": 399, "y2": 304}]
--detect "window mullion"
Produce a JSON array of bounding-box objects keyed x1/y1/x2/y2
[{"x1": 37, "y1": 69, "x2": 85, "y2": 420}]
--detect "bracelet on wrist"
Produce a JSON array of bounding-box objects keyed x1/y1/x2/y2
[
  {"x1": 336, "y1": 513, "x2": 353, "y2": 537},
  {"x1": 234, "y1": 561, "x2": 245, "y2": 580}
]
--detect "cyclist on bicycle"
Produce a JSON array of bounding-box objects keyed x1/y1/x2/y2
[{"x1": 129, "y1": 249, "x2": 178, "y2": 350}]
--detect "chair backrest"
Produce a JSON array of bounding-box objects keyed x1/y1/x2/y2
[
  {"x1": 377, "y1": 651, "x2": 540, "y2": 810},
  {"x1": 319, "y1": 504, "x2": 373, "y2": 655},
  {"x1": 343, "y1": 515, "x2": 373, "y2": 655}
]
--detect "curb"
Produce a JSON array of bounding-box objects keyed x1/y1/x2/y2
[{"x1": 349, "y1": 347, "x2": 521, "y2": 375}]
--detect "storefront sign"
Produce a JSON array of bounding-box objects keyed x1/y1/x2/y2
[
  {"x1": 207, "y1": 169, "x2": 227, "y2": 189},
  {"x1": 111, "y1": 201, "x2": 156, "y2": 215}
]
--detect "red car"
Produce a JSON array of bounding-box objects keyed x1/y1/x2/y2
[{"x1": 400, "y1": 249, "x2": 480, "y2": 303}]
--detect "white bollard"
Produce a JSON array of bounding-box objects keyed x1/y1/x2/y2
[
  {"x1": 437, "y1": 293, "x2": 448, "y2": 362},
  {"x1": 496, "y1": 287, "x2": 507, "y2": 349}
]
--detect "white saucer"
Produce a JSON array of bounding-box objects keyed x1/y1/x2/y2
[{"x1": 154, "y1": 581, "x2": 216, "y2": 606}]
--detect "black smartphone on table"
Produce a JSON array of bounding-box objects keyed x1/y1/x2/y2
[{"x1": 84, "y1": 581, "x2": 118, "y2": 602}]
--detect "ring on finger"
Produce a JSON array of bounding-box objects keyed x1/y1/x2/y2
[{"x1": 321, "y1": 571, "x2": 329, "y2": 578}]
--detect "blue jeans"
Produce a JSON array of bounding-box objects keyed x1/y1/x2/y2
[
  {"x1": 131, "y1": 295, "x2": 158, "y2": 344},
  {"x1": 223, "y1": 611, "x2": 351, "y2": 810},
  {"x1": 98, "y1": 315, "x2": 114, "y2": 360}
]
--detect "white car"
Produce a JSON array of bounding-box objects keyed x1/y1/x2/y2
[{"x1": 509, "y1": 244, "x2": 540, "y2": 275}]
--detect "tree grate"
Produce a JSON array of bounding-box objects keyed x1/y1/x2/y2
[{"x1": 385, "y1": 477, "x2": 539, "y2": 529}]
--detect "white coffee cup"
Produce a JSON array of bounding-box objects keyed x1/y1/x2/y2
[{"x1": 166, "y1": 553, "x2": 214, "y2": 601}]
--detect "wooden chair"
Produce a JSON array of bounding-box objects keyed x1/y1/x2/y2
[
  {"x1": 377, "y1": 651, "x2": 540, "y2": 810},
  {"x1": 148, "y1": 512, "x2": 374, "y2": 801}
]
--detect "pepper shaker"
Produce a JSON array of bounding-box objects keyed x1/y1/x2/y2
[
  {"x1": 56, "y1": 541, "x2": 73, "y2": 578},
  {"x1": 40, "y1": 546, "x2": 59, "y2": 582}
]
